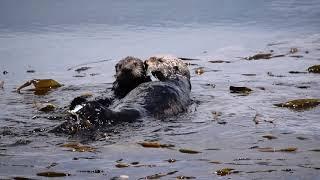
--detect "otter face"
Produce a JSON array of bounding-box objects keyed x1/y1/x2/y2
[
  {"x1": 145, "y1": 55, "x2": 190, "y2": 81},
  {"x1": 115, "y1": 56, "x2": 146, "y2": 84}
]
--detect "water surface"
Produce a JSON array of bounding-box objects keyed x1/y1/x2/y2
[{"x1": 1, "y1": 0, "x2": 320, "y2": 179}]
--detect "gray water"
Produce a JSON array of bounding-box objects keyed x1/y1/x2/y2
[{"x1": 1, "y1": 0, "x2": 320, "y2": 179}]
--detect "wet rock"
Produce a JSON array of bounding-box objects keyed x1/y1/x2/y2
[
  {"x1": 307, "y1": 65, "x2": 320, "y2": 73},
  {"x1": 274, "y1": 98, "x2": 320, "y2": 110},
  {"x1": 229, "y1": 86, "x2": 252, "y2": 94}
]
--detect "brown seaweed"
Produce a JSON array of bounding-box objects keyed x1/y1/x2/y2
[
  {"x1": 307, "y1": 65, "x2": 320, "y2": 73},
  {"x1": 37, "y1": 171, "x2": 70, "y2": 177},
  {"x1": 230, "y1": 86, "x2": 252, "y2": 94},
  {"x1": 274, "y1": 99, "x2": 320, "y2": 110}
]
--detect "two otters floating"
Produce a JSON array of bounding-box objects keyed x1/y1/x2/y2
[{"x1": 51, "y1": 55, "x2": 192, "y2": 135}]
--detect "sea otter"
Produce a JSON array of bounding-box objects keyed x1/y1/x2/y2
[
  {"x1": 70, "y1": 56, "x2": 151, "y2": 109},
  {"x1": 51, "y1": 56, "x2": 191, "y2": 135}
]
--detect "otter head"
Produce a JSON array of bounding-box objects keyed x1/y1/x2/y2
[
  {"x1": 145, "y1": 55, "x2": 190, "y2": 81},
  {"x1": 113, "y1": 56, "x2": 151, "y2": 97}
]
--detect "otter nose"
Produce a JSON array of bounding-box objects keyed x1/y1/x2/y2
[{"x1": 122, "y1": 68, "x2": 132, "y2": 73}]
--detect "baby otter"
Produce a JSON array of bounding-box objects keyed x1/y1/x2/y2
[
  {"x1": 70, "y1": 56, "x2": 151, "y2": 109},
  {"x1": 52, "y1": 56, "x2": 191, "y2": 135}
]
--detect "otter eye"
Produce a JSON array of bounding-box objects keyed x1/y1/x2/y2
[{"x1": 158, "y1": 59, "x2": 164, "y2": 63}]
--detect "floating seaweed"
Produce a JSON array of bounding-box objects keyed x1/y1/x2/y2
[
  {"x1": 290, "y1": 55, "x2": 303, "y2": 58},
  {"x1": 215, "y1": 168, "x2": 235, "y2": 176},
  {"x1": 241, "y1": 74, "x2": 256, "y2": 76},
  {"x1": 179, "y1": 148, "x2": 201, "y2": 154},
  {"x1": 257, "y1": 147, "x2": 297, "y2": 152},
  {"x1": 36, "y1": 103, "x2": 56, "y2": 112},
  {"x1": 75, "y1": 66, "x2": 91, "y2": 73},
  {"x1": 60, "y1": 142, "x2": 96, "y2": 152},
  {"x1": 195, "y1": 67, "x2": 205, "y2": 75},
  {"x1": 274, "y1": 99, "x2": 320, "y2": 110},
  {"x1": 307, "y1": 65, "x2": 320, "y2": 73},
  {"x1": 208, "y1": 60, "x2": 231, "y2": 63},
  {"x1": 139, "y1": 171, "x2": 178, "y2": 179},
  {"x1": 244, "y1": 53, "x2": 272, "y2": 60},
  {"x1": 176, "y1": 176, "x2": 196, "y2": 179},
  {"x1": 289, "y1": 48, "x2": 298, "y2": 54},
  {"x1": 262, "y1": 134, "x2": 278, "y2": 140},
  {"x1": 288, "y1": 71, "x2": 307, "y2": 74},
  {"x1": 138, "y1": 141, "x2": 175, "y2": 148},
  {"x1": 115, "y1": 163, "x2": 130, "y2": 168},
  {"x1": 229, "y1": 86, "x2": 252, "y2": 94},
  {"x1": 37, "y1": 171, "x2": 70, "y2": 177},
  {"x1": 267, "y1": 72, "x2": 286, "y2": 77},
  {"x1": 17, "y1": 79, "x2": 62, "y2": 94},
  {"x1": 166, "y1": 158, "x2": 177, "y2": 163},
  {"x1": 26, "y1": 70, "x2": 35, "y2": 73}
]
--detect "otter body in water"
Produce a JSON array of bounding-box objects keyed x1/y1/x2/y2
[{"x1": 52, "y1": 56, "x2": 191, "y2": 135}]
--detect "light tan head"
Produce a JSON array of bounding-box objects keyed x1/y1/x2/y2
[{"x1": 145, "y1": 55, "x2": 190, "y2": 81}]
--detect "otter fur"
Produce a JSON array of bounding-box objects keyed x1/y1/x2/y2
[
  {"x1": 51, "y1": 56, "x2": 191, "y2": 135},
  {"x1": 70, "y1": 56, "x2": 151, "y2": 109}
]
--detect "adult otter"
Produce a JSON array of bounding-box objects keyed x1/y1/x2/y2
[
  {"x1": 52, "y1": 56, "x2": 191, "y2": 135},
  {"x1": 70, "y1": 56, "x2": 151, "y2": 109}
]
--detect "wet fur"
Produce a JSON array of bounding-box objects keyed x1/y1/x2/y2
[{"x1": 52, "y1": 56, "x2": 191, "y2": 135}]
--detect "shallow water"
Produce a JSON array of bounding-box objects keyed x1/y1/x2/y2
[{"x1": 1, "y1": 0, "x2": 320, "y2": 179}]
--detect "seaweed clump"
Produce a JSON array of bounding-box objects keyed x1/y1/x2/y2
[{"x1": 274, "y1": 99, "x2": 320, "y2": 111}]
